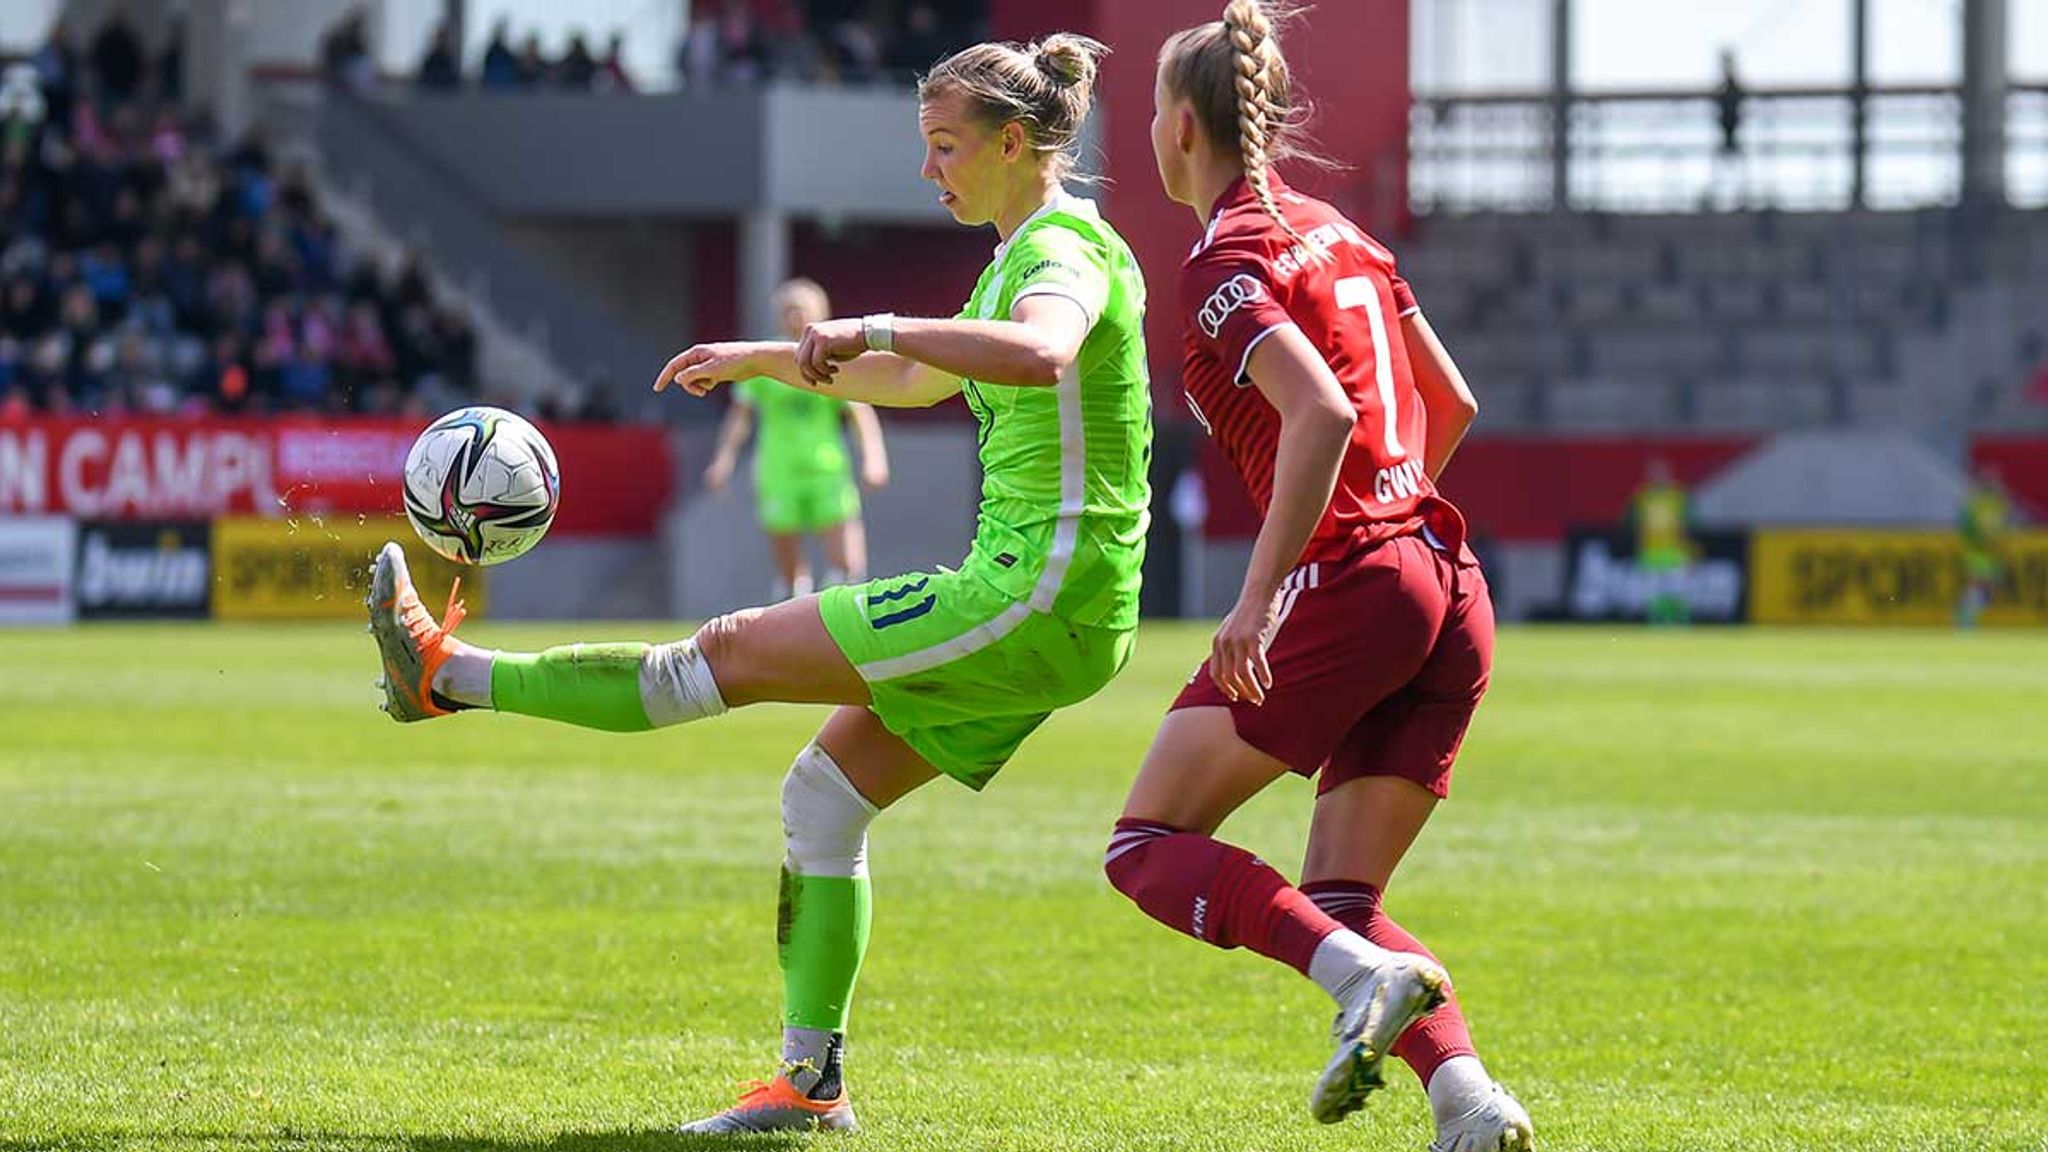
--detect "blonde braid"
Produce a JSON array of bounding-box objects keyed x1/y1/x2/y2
[{"x1": 1224, "y1": 1, "x2": 1313, "y2": 252}]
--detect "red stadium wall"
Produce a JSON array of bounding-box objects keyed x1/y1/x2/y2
[
  {"x1": 1970, "y1": 437, "x2": 2048, "y2": 521},
  {"x1": 0, "y1": 418, "x2": 673, "y2": 536},
  {"x1": 1198, "y1": 435, "x2": 1760, "y2": 542}
]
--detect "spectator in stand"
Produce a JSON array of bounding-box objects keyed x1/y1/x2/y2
[
  {"x1": 418, "y1": 21, "x2": 464, "y2": 92},
  {"x1": 157, "y1": 13, "x2": 184, "y2": 104},
  {"x1": 2019, "y1": 332, "x2": 2048, "y2": 410},
  {"x1": 480, "y1": 20, "x2": 522, "y2": 89},
  {"x1": 31, "y1": 17, "x2": 79, "y2": 125},
  {"x1": 558, "y1": 32, "x2": 600, "y2": 90},
  {"x1": 90, "y1": 7, "x2": 146, "y2": 104},
  {"x1": 1710, "y1": 48, "x2": 1746, "y2": 211},
  {"x1": 0, "y1": 11, "x2": 503, "y2": 419},
  {"x1": 1, "y1": 276, "x2": 50, "y2": 340},
  {"x1": 682, "y1": 3, "x2": 758, "y2": 88},
  {"x1": 516, "y1": 33, "x2": 551, "y2": 87},
  {"x1": 807, "y1": 0, "x2": 884, "y2": 83},
  {"x1": 320, "y1": 6, "x2": 375, "y2": 95},
  {"x1": 600, "y1": 32, "x2": 634, "y2": 92},
  {"x1": 888, "y1": 3, "x2": 950, "y2": 80},
  {"x1": 147, "y1": 107, "x2": 185, "y2": 167}
]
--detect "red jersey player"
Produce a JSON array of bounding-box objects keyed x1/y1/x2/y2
[{"x1": 1102, "y1": 4, "x2": 1534, "y2": 1151}]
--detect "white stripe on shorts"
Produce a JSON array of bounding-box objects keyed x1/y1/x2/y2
[
  {"x1": 1269, "y1": 562, "x2": 1317, "y2": 644},
  {"x1": 854, "y1": 600, "x2": 1033, "y2": 683}
]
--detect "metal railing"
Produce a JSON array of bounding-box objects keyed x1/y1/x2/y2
[{"x1": 1412, "y1": 83, "x2": 2047, "y2": 214}]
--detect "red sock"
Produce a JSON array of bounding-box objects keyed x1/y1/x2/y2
[
  {"x1": 1104, "y1": 818, "x2": 1338, "y2": 975},
  {"x1": 1301, "y1": 880, "x2": 1477, "y2": 1087}
]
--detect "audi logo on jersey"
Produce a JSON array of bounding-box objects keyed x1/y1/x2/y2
[{"x1": 1197, "y1": 273, "x2": 1266, "y2": 339}]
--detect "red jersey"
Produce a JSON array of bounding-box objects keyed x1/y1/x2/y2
[{"x1": 1179, "y1": 172, "x2": 1460, "y2": 563}]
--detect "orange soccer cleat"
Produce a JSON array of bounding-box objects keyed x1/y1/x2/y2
[
  {"x1": 678, "y1": 1072, "x2": 858, "y2": 1135},
  {"x1": 367, "y1": 541, "x2": 471, "y2": 722}
]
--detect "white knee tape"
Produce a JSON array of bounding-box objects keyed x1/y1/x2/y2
[
  {"x1": 782, "y1": 743, "x2": 878, "y2": 879},
  {"x1": 640, "y1": 638, "x2": 728, "y2": 727}
]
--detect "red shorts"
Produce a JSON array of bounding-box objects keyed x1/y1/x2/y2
[{"x1": 1170, "y1": 529, "x2": 1495, "y2": 799}]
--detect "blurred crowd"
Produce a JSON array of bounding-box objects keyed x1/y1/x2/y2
[
  {"x1": 315, "y1": 1, "x2": 990, "y2": 97},
  {"x1": 3, "y1": 13, "x2": 478, "y2": 420},
  {"x1": 675, "y1": 1, "x2": 990, "y2": 88}
]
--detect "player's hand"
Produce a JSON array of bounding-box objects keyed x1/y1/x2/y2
[
  {"x1": 1210, "y1": 587, "x2": 1282, "y2": 706},
  {"x1": 702, "y1": 456, "x2": 734, "y2": 492},
  {"x1": 796, "y1": 318, "x2": 867, "y2": 386},
  {"x1": 860, "y1": 460, "x2": 889, "y2": 489},
  {"x1": 655, "y1": 341, "x2": 769, "y2": 396}
]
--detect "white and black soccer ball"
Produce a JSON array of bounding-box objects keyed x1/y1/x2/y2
[{"x1": 402, "y1": 406, "x2": 560, "y2": 566}]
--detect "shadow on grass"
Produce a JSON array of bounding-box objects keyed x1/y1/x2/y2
[{"x1": 0, "y1": 1131, "x2": 825, "y2": 1151}]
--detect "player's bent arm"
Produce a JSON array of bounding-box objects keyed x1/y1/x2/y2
[
  {"x1": 1239, "y1": 324, "x2": 1358, "y2": 602},
  {"x1": 1399, "y1": 310, "x2": 1478, "y2": 480},
  {"x1": 656, "y1": 340, "x2": 963, "y2": 408},
  {"x1": 813, "y1": 350, "x2": 966, "y2": 407},
  {"x1": 887, "y1": 295, "x2": 1090, "y2": 388}
]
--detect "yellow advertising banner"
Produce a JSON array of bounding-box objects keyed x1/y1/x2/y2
[
  {"x1": 211, "y1": 516, "x2": 481, "y2": 621},
  {"x1": 1749, "y1": 528, "x2": 2048, "y2": 626}
]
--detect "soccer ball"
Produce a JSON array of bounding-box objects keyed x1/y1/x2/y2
[{"x1": 402, "y1": 406, "x2": 560, "y2": 566}]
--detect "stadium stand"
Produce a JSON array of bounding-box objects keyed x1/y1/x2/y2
[
  {"x1": 1400, "y1": 206, "x2": 2048, "y2": 433},
  {"x1": 0, "y1": 15, "x2": 486, "y2": 421}
]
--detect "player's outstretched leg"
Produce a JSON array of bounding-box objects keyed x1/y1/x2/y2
[
  {"x1": 1305, "y1": 882, "x2": 1533, "y2": 1152},
  {"x1": 367, "y1": 541, "x2": 867, "y2": 729}
]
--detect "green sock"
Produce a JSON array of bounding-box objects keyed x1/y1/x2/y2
[
  {"x1": 489, "y1": 643, "x2": 653, "y2": 732},
  {"x1": 779, "y1": 867, "x2": 872, "y2": 1032}
]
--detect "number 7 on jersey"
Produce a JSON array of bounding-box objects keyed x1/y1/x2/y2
[{"x1": 1334, "y1": 276, "x2": 1405, "y2": 460}]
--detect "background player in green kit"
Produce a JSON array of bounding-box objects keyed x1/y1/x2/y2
[
  {"x1": 365, "y1": 31, "x2": 1151, "y2": 1135},
  {"x1": 704, "y1": 277, "x2": 890, "y2": 600}
]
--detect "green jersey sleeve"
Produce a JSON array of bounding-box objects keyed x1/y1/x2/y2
[{"x1": 1005, "y1": 223, "x2": 1113, "y2": 329}]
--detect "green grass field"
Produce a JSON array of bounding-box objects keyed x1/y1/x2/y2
[{"x1": 3, "y1": 622, "x2": 2045, "y2": 1151}]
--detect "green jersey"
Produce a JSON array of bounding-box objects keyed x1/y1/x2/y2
[
  {"x1": 734, "y1": 375, "x2": 852, "y2": 484},
  {"x1": 1961, "y1": 486, "x2": 2009, "y2": 551},
  {"x1": 953, "y1": 194, "x2": 1152, "y2": 629}
]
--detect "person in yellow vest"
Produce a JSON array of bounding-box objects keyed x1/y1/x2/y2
[
  {"x1": 1957, "y1": 467, "x2": 2010, "y2": 628},
  {"x1": 1631, "y1": 456, "x2": 1693, "y2": 626}
]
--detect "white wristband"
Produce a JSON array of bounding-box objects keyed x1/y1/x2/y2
[{"x1": 861, "y1": 312, "x2": 896, "y2": 353}]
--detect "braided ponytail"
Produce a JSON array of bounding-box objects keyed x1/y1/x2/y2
[
  {"x1": 1161, "y1": 1, "x2": 1329, "y2": 249},
  {"x1": 1222, "y1": 1, "x2": 1298, "y2": 241}
]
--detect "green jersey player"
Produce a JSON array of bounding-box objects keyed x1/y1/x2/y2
[
  {"x1": 704, "y1": 278, "x2": 890, "y2": 600},
  {"x1": 365, "y1": 32, "x2": 1151, "y2": 1135}
]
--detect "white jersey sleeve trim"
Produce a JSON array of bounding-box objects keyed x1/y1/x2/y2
[
  {"x1": 1011, "y1": 285, "x2": 1099, "y2": 332},
  {"x1": 1235, "y1": 321, "x2": 1299, "y2": 388}
]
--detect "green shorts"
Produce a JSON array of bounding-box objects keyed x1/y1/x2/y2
[
  {"x1": 1639, "y1": 546, "x2": 1690, "y2": 572},
  {"x1": 1963, "y1": 548, "x2": 2002, "y2": 583},
  {"x1": 757, "y1": 475, "x2": 860, "y2": 535},
  {"x1": 818, "y1": 567, "x2": 1136, "y2": 790}
]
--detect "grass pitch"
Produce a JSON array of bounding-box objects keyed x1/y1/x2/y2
[{"x1": 2, "y1": 622, "x2": 2044, "y2": 1151}]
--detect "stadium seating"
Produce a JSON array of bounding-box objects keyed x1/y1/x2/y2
[
  {"x1": 0, "y1": 42, "x2": 483, "y2": 420},
  {"x1": 1402, "y1": 206, "x2": 2048, "y2": 431}
]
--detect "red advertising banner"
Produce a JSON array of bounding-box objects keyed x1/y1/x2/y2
[{"x1": 0, "y1": 417, "x2": 673, "y2": 536}]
